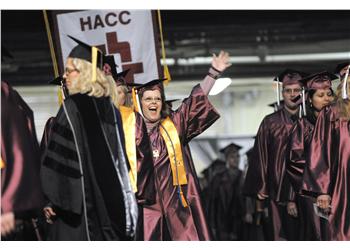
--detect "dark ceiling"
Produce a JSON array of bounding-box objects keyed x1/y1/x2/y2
[{"x1": 2, "y1": 10, "x2": 350, "y2": 85}]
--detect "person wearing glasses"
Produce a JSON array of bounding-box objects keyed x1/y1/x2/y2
[
  {"x1": 243, "y1": 69, "x2": 308, "y2": 240},
  {"x1": 40, "y1": 36, "x2": 137, "y2": 240},
  {"x1": 130, "y1": 51, "x2": 231, "y2": 240}
]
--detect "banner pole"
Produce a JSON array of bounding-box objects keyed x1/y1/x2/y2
[{"x1": 43, "y1": 10, "x2": 62, "y2": 105}]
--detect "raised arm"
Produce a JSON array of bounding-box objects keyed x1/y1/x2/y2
[{"x1": 200, "y1": 51, "x2": 232, "y2": 95}]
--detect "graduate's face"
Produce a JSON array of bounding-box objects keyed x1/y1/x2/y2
[
  {"x1": 226, "y1": 150, "x2": 240, "y2": 169},
  {"x1": 282, "y1": 83, "x2": 303, "y2": 110},
  {"x1": 63, "y1": 58, "x2": 80, "y2": 94},
  {"x1": 141, "y1": 89, "x2": 162, "y2": 122},
  {"x1": 310, "y1": 88, "x2": 334, "y2": 112},
  {"x1": 117, "y1": 86, "x2": 126, "y2": 106}
]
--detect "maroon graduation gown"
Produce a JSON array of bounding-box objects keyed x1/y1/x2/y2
[
  {"x1": 302, "y1": 104, "x2": 350, "y2": 240},
  {"x1": 1, "y1": 81, "x2": 44, "y2": 217},
  {"x1": 243, "y1": 107, "x2": 299, "y2": 240},
  {"x1": 133, "y1": 112, "x2": 156, "y2": 207},
  {"x1": 287, "y1": 117, "x2": 330, "y2": 240},
  {"x1": 142, "y1": 84, "x2": 219, "y2": 240}
]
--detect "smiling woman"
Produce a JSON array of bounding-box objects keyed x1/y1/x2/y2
[
  {"x1": 137, "y1": 79, "x2": 169, "y2": 124},
  {"x1": 131, "y1": 51, "x2": 232, "y2": 241}
]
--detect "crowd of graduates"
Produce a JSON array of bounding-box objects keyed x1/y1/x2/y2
[
  {"x1": 1, "y1": 36, "x2": 350, "y2": 241},
  {"x1": 201, "y1": 63, "x2": 350, "y2": 241}
]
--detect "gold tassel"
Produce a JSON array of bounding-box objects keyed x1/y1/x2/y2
[
  {"x1": 179, "y1": 186, "x2": 188, "y2": 208},
  {"x1": 157, "y1": 10, "x2": 171, "y2": 85},
  {"x1": 163, "y1": 64, "x2": 171, "y2": 84},
  {"x1": 0, "y1": 157, "x2": 5, "y2": 169},
  {"x1": 91, "y1": 47, "x2": 98, "y2": 83},
  {"x1": 58, "y1": 88, "x2": 64, "y2": 105},
  {"x1": 131, "y1": 88, "x2": 139, "y2": 113}
]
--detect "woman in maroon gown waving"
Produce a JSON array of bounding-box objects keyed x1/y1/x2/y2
[{"x1": 134, "y1": 51, "x2": 231, "y2": 240}]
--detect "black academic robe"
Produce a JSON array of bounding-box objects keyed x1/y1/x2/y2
[
  {"x1": 207, "y1": 166, "x2": 243, "y2": 240},
  {"x1": 40, "y1": 94, "x2": 137, "y2": 240}
]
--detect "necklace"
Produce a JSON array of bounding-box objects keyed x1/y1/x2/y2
[{"x1": 150, "y1": 126, "x2": 160, "y2": 159}]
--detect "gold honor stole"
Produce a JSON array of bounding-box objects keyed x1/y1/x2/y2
[
  {"x1": 119, "y1": 106, "x2": 138, "y2": 193},
  {"x1": 0, "y1": 157, "x2": 5, "y2": 169},
  {"x1": 160, "y1": 117, "x2": 188, "y2": 208}
]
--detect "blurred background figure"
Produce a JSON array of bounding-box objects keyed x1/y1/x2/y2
[
  {"x1": 206, "y1": 143, "x2": 244, "y2": 240},
  {"x1": 241, "y1": 144, "x2": 269, "y2": 241},
  {"x1": 1, "y1": 47, "x2": 45, "y2": 239}
]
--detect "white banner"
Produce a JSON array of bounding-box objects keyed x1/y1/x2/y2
[{"x1": 53, "y1": 10, "x2": 161, "y2": 83}]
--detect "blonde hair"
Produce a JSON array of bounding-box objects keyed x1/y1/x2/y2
[
  {"x1": 117, "y1": 84, "x2": 133, "y2": 107},
  {"x1": 335, "y1": 77, "x2": 350, "y2": 120},
  {"x1": 69, "y1": 58, "x2": 120, "y2": 108}
]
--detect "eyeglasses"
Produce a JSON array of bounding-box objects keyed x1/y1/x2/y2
[
  {"x1": 142, "y1": 97, "x2": 162, "y2": 103},
  {"x1": 282, "y1": 88, "x2": 302, "y2": 95},
  {"x1": 65, "y1": 67, "x2": 79, "y2": 75}
]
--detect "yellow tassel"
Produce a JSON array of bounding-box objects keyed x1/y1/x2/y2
[
  {"x1": 58, "y1": 87, "x2": 63, "y2": 105},
  {"x1": 131, "y1": 88, "x2": 139, "y2": 113},
  {"x1": 163, "y1": 65, "x2": 171, "y2": 86},
  {"x1": 91, "y1": 47, "x2": 98, "y2": 83},
  {"x1": 0, "y1": 157, "x2": 5, "y2": 169},
  {"x1": 179, "y1": 186, "x2": 188, "y2": 208},
  {"x1": 157, "y1": 10, "x2": 171, "y2": 85}
]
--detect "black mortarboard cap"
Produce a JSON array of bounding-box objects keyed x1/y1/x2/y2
[
  {"x1": 115, "y1": 69, "x2": 131, "y2": 86},
  {"x1": 334, "y1": 61, "x2": 350, "y2": 75},
  {"x1": 134, "y1": 78, "x2": 167, "y2": 96},
  {"x1": 127, "y1": 82, "x2": 143, "y2": 88},
  {"x1": 49, "y1": 76, "x2": 69, "y2": 98},
  {"x1": 116, "y1": 69, "x2": 130, "y2": 80},
  {"x1": 135, "y1": 78, "x2": 167, "y2": 91},
  {"x1": 49, "y1": 76, "x2": 64, "y2": 86},
  {"x1": 126, "y1": 82, "x2": 143, "y2": 93},
  {"x1": 274, "y1": 69, "x2": 308, "y2": 86},
  {"x1": 219, "y1": 143, "x2": 242, "y2": 155},
  {"x1": 268, "y1": 100, "x2": 284, "y2": 111},
  {"x1": 67, "y1": 35, "x2": 103, "y2": 69},
  {"x1": 102, "y1": 55, "x2": 118, "y2": 77}
]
